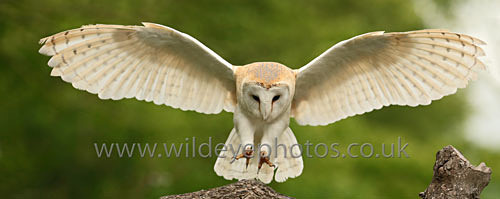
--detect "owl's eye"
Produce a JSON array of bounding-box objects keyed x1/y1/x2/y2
[
  {"x1": 272, "y1": 95, "x2": 280, "y2": 102},
  {"x1": 251, "y1": 95, "x2": 260, "y2": 102}
]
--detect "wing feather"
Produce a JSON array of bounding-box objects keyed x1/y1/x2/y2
[
  {"x1": 39, "y1": 22, "x2": 236, "y2": 114},
  {"x1": 293, "y1": 30, "x2": 486, "y2": 126}
]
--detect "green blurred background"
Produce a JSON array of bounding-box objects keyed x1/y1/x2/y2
[{"x1": 1, "y1": 0, "x2": 498, "y2": 198}]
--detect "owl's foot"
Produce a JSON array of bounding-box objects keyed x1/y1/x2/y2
[
  {"x1": 257, "y1": 151, "x2": 275, "y2": 174},
  {"x1": 231, "y1": 148, "x2": 253, "y2": 169}
]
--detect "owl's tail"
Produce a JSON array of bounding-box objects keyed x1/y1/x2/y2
[
  {"x1": 273, "y1": 128, "x2": 304, "y2": 182},
  {"x1": 214, "y1": 128, "x2": 303, "y2": 183}
]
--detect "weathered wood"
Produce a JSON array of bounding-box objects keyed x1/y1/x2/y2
[
  {"x1": 161, "y1": 179, "x2": 291, "y2": 199},
  {"x1": 161, "y1": 145, "x2": 492, "y2": 198},
  {"x1": 419, "y1": 145, "x2": 492, "y2": 199}
]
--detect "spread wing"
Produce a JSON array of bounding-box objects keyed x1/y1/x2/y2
[
  {"x1": 292, "y1": 30, "x2": 486, "y2": 126},
  {"x1": 39, "y1": 22, "x2": 236, "y2": 114}
]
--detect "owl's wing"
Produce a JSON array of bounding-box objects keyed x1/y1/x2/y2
[
  {"x1": 39, "y1": 22, "x2": 236, "y2": 114},
  {"x1": 292, "y1": 30, "x2": 486, "y2": 126}
]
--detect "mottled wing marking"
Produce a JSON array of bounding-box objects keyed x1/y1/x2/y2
[
  {"x1": 293, "y1": 30, "x2": 486, "y2": 126},
  {"x1": 39, "y1": 22, "x2": 236, "y2": 114}
]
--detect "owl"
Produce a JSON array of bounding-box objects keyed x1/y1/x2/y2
[{"x1": 39, "y1": 22, "x2": 486, "y2": 183}]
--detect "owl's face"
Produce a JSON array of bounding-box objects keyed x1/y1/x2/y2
[
  {"x1": 235, "y1": 62, "x2": 296, "y2": 121},
  {"x1": 240, "y1": 82, "x2": 292, "y2": 121}
]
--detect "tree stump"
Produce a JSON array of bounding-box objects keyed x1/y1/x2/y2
[
  {"x1": 161, "y1": 179, "x2": 291, "y2": 199},
  {"x1": 161, "y1": 145, "x2": 492, "y2": 198},
  {"x1": 419, "y1": 145, "x2": 492, "y2": 199}
]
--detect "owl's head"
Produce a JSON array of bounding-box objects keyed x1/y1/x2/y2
[{"x1": 235, "y1": 62, "x2": 296, "y2": 121}]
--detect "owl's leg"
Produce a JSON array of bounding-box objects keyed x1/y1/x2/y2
[
  {"x1": 257, "y1": 119, "x2": 288, "y2": 173},
  {"x1": 232, "y1": 112, "x2": 256, "y2": 168}
]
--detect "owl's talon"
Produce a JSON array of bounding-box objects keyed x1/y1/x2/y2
[
  {"x1": 257, "y1": 152, "x2": 275, "y2": 174},
  {"x1": 230, "y1": 148, "x2": 253, "y2": 169}
]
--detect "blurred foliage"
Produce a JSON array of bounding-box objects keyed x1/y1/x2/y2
[{"x1": 0, "y1": 0, "x2": 499, "y2": 198}]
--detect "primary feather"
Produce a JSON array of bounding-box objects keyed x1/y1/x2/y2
[
  {"x1": 292, "y1": 30, "x2": 486, "y2": 126},
  {"x1": 39, "y1": 22, "x2": 236, "y2": 114}
]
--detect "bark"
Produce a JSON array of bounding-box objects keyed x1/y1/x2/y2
[
  {"x1": 161, "y1": 179, "x2": 291, "y2": 199},
  {"x1": 419, "y1": 145, "x2": 492, "y2": 199},
  {"x1": 161, "y1": 145, "x2": 492, "y2": 199}
]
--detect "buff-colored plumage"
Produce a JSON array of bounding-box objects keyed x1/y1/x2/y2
[
  {"x1": 39, "y1": 23, "x2": 236, "y2": 114},
  {"x1": 293, "y1": 30, "x2": 486, "y2": 125},
  {"x1": 38, "y1": 22, "x2": 486, "y2": 183},
  {"x1": 234, "y1": 62, "x2": 296, "y2": 89}
]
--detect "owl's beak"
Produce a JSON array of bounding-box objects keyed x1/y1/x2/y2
[{"x1": 260, "y1": 101, "x2": 272, "y2": 121}]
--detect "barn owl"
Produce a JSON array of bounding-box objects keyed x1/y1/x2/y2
[{"x1": 38, "y1": 22, "x2": 486, "y2": 183}]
